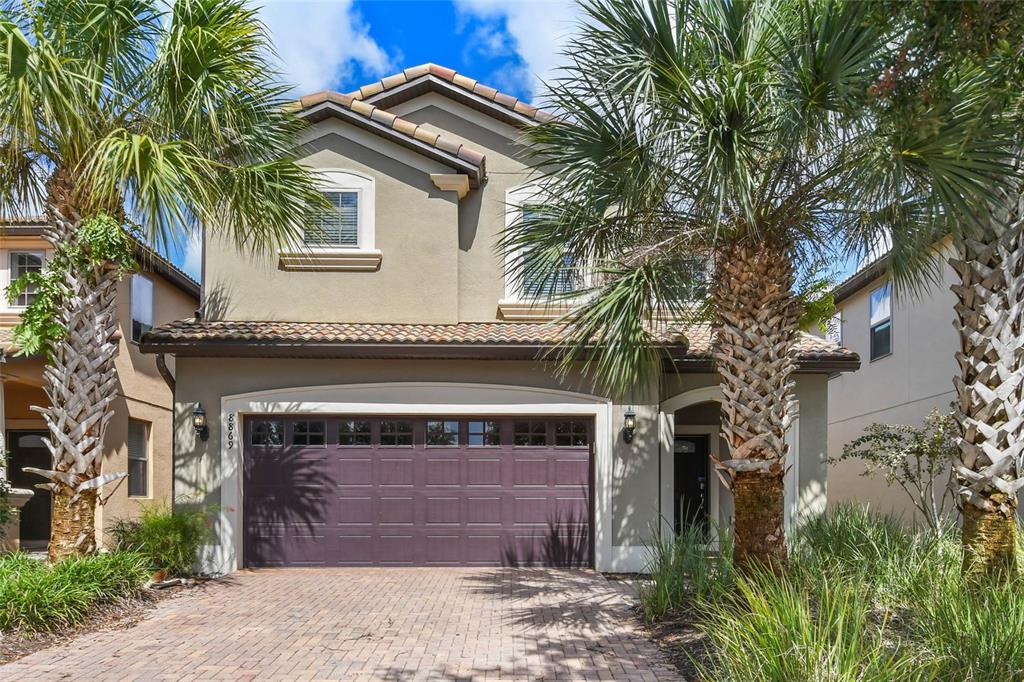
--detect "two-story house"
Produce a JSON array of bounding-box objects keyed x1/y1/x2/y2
[
  {"x1": 826, "y1": 242, "x2": 959, "y2": 520},
  {"x1": 141, "y1": 64, "x2": 858, "y2": 573},
  {"x1": 2, "y1": 220, "x2": 199, "y2": 550}
]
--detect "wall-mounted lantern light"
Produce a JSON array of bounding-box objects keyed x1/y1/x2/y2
[
  {"x1": 622, "y1": 408, "x2": 637, "y2": 444},
  {"x1": 193, "y1": 403, "x2": 209, "y2": 442}
]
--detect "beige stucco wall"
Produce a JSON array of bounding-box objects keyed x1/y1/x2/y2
[
  {"x1": 172, "y1": 357, "x2": 830, "y2": 557},
  {"x1": 827, "y1": 247, "x2": 958, "y2": 520}
]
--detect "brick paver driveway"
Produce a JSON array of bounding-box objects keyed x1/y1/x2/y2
[{"x1": 3, "y1": 568, "x2": 681, "y2": 681}]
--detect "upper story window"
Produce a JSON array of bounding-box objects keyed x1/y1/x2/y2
[
  {"x1": 131, "y1": 274, "x2": 154, "y2": 343},
  {"x1": 504, "y1": 187, "x2": 583, "y2": 303},
  {"x1": 304, "y1": 170, "x2": 375, "y2": 251},
  {"x1": 869, "y1": 281, "x2": 892, "y2": 361},
  {"x1": 8, "y1": 251, "x2": 44, "y2": 308}
]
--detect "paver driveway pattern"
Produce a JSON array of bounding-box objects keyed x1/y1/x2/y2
[{"x1": 3, "y1": 568, "x2": 681, "y2": 681}]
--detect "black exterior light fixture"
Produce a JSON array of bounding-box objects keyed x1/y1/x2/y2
[
  {"x1": 193, "y1": 403, "x2": 209, "y2": 442},
  {"x1": 622, "y1": 408, "x2": 637, "y2": 444}
]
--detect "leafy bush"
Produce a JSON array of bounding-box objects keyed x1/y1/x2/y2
[
  {"x1": 109, "y1": 503, "x2": 212, "y2": 576},
  {"x1": 832, "y1": 410, "x2": 957, "y2": 532},
  {"x1": 695, "y1": 569, "x2": 924, "y2": 682},
  {"x1": 638, "y1": 523, "x2": 733, "y2": 621},
  {"x1": 0, "y1": 552, "x2": 149, "y2": 632}
]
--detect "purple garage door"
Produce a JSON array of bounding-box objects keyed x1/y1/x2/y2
[{"x1": 243, "y1": 416, "x2": 592, "y2": 567}]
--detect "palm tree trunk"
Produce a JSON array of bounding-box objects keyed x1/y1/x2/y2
[
  {"x1": 33, "y1": 171, "x2": 123, "y2": 562},
  {"x1": 712, "y1": 238, "x2": 801, "y2": 571},
  {"x1": 950, "y1": 193, "x2": 1024, "y2": 580}
]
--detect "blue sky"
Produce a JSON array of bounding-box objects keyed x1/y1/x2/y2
[{"x1": 169, "y1": 0, "x2": 578, "y2": 278}]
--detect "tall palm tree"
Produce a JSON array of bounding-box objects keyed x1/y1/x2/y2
[
  {"x1": 872, "y1": 1, "x2": 1024, "y2": 578},
  {"x1": 503, "y1": 0, "x2": 1015, "y2": 570},
  {"x1": 0, "y1": 0, "x2": 324, "y2": 561}
]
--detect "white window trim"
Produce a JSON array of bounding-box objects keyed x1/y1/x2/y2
[
  {"x1": 3, "y1": 249, "x2": 47, "y2": 312},
  {"x1": 279, "y1": 168, "x2": 382, "y2": 272},
  {"x1": 499, "y1": 183, "x2": 584, "y2": 321}
]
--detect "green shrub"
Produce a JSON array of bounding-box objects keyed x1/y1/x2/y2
[
  {"x1": 695, "y1": 568, "x2": 925, "y2": 682},
  {"x1": 109, "y1": 503, "x2": 212, "y2": 576},
  {"x1": 0, "y1": 552, "x2": 149, "y2": 632},
  {"x1": 638, "y1": 523, "x2": 733, "y2": 622}
]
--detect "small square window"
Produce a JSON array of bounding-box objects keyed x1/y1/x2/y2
[
  {"x1": 305, "y1": 191, "x2": 358, "y2": 247},
  {"x1": 427, "y1": 420, "x2": 460, "y2": 446},
  {"x1": 292, "y1": 420, "x2": 325, "y2": 446},
  {"x1": 514, "y1": 420, "x2": 547, "y2": 446},
  {"x1": 380, "y1": 420, "x2": 413, "y2": 447},
  {"x1": 252, "y1": 419, "x2": 284, "y2": 446},
  {"x1": 468, "y1": 420, "x2": 500, "y2": 446},
  {"x1": 555, "y1": 420, "x2": 589, "y2": 447},
  {"x1": 339, "y1": 420, "x2": 372, "y2": 446}
]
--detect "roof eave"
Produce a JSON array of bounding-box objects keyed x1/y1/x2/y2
[
  {"x1": 299, "y1": 101, "x2": 484, "y2": 188},
  {"x1": 833, "y1": 256, "x2": 889, "y2": 305}
]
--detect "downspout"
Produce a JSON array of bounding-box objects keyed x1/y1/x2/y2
[
  {"x1": 155, "y1": 353, "x2": 176, "y2": 512},
  {"x1": 155, "y1": 353, "x2": 175, "y2": 392}
]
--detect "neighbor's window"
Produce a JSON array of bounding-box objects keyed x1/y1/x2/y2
[
  {"x1": 131, "y1": 274, "x2": 154, "y2": 342},
  {"x1": 379, "y1": 420, "x2": 413, "y2": 447},
  {"x1": 9, "y1": 252, "x2": 43, "y2": 307},
  {"x1": 127, "y1": 418, "x2": 150, "y2": 498},
  {"x1": 869, "y1": 282, "x2": 892, "y2": 361},
  {"x1": 426, "y1": 420, "x2": 460, "y2": 447},
  {"x1": 468, "y1": 420, "x2": 500, "y2": 446},
  {"x1": 305, "y1": 191, "x2": 359, "y2": 247},
  {"x1": 251, "y1": 419, "x2": 284, "y2": 446}
]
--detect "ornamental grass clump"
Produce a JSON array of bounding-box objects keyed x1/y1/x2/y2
[
  {"x1": 0, "y1": 552, "x2": 149, "y2": 632},
  {"x1": 638, "y1": 523, "x2": 733, "y2": 622}
]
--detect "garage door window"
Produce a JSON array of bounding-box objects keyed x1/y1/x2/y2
[
  {"x1": 468, "y1": 420, "x2": 500, "y2": 446},
  {"x1": 427, "y1": 420, "x2": 460, "y2": 446},
  {"x1": 555, "y1": 420, "x2": 589, "y2": 446},
  {"x1": 380, "y1": 420, "x2": 413, "y2": 446},
  {"x1": 339, "y1": 419, "x2": 372, "y2": 446},
  {"x1": 252, "y1": 419, "x2": 283, "y2": 446},
  {"x1": 514, "y1": 420, "x2": 547, "y2": 446},
  {"x1": 292, "y1": 420, "x2": 325, "y2": 446}
]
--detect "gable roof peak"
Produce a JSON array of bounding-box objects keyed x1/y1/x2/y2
[{"x1": 348, "y1": 63, "x2": 554, "y2": 125}]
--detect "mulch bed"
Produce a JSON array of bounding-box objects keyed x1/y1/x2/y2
[{"x1": 0, "y1": 582, "x2": 202, "y2": 665}]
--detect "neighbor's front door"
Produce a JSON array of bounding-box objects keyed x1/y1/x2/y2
[{"x1": 8, "y1": 430, "x2": 51, "y2": 544}]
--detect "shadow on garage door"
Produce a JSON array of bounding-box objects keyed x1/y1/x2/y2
[{"x1": 243, "y1": 415, "x2": 593, "y2": 567}]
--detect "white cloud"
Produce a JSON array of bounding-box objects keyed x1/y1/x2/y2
[
  {"x1": 255, "y1": 0, "x2": 395, "y2": 94},
  {"x1": 454, "y1": 0, "x2": 579, "y2": 100},
  {"x1": 183, "y1": 229, "x2": 203, "y2": 280}
]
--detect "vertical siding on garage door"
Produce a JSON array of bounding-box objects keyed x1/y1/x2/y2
[{"x1": 243, "y1": 416, "x2": 593, "y2": 567}]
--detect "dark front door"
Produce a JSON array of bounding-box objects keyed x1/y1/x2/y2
[
  {"x1": 8, "y1": 430, "x2": 51, "y2": 543},
  {"x1": 674, "y1": 434, "x2": 709, "y2": 536},
  {"x1": 243, "y1": 416, "x2": 593, "y2": 568}
]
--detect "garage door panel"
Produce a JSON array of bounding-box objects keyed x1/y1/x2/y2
[{"x1": 244, "y1": 416, "x2": 592, "y2": 567}]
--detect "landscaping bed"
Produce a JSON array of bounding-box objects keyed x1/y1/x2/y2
[{"x1": 635, "y1": 505, "x2": 1024, "y2": 681}]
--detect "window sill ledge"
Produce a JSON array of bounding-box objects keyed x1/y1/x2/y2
[
  {"x1": 497, "y1": 298, "x2": 573, "y2": 322},
  {"x1": 279, "y1": 249, "x2": 383, "y2": 272}
]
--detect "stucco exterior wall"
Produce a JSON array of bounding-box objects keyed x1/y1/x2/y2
[
  {"x1": 203, "y1": 132, "x2": 461, "y2": 323},
  {"x1": 97, "y1": 271, "x2": 198, "y2": 542},
  {"x1": 827, "y1": 247, "x2": 957, "y2": 520}
]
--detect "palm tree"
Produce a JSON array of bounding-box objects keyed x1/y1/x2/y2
[
  {"x1": 872, "y1": 1, "x2": 1024, "y2": 578},
  {"x1": 0, "y1": 0, "x2": 324, "y2": 561},
  {"x1": 503, "y1": 0, "x2": 1015, "y2": 570}
]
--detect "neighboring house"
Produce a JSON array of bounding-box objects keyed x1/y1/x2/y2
[
  {"x1": 1, "y1": 220, "x2": 200, "y2": 550},
  {"x1": 826, "y1": 241, "x2": 958, "y2": 519},
  {"x1": 140, "y1": 64, "x2": 859, "y2": 573}
]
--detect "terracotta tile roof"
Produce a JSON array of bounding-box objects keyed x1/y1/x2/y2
[
  {"x1": 140, "y1": 319, "x2": 858, "y2": 366},
  {"x1": 287, "y1": 89, "x2": 486, "y2": 184},
  {"x1": 348, "y1": 63, "x2": 555, "y2": 124}
]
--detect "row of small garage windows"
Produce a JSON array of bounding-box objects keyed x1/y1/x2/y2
[{"x1": 250, "y1": 418, "x2": 591, "y2": 448}]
